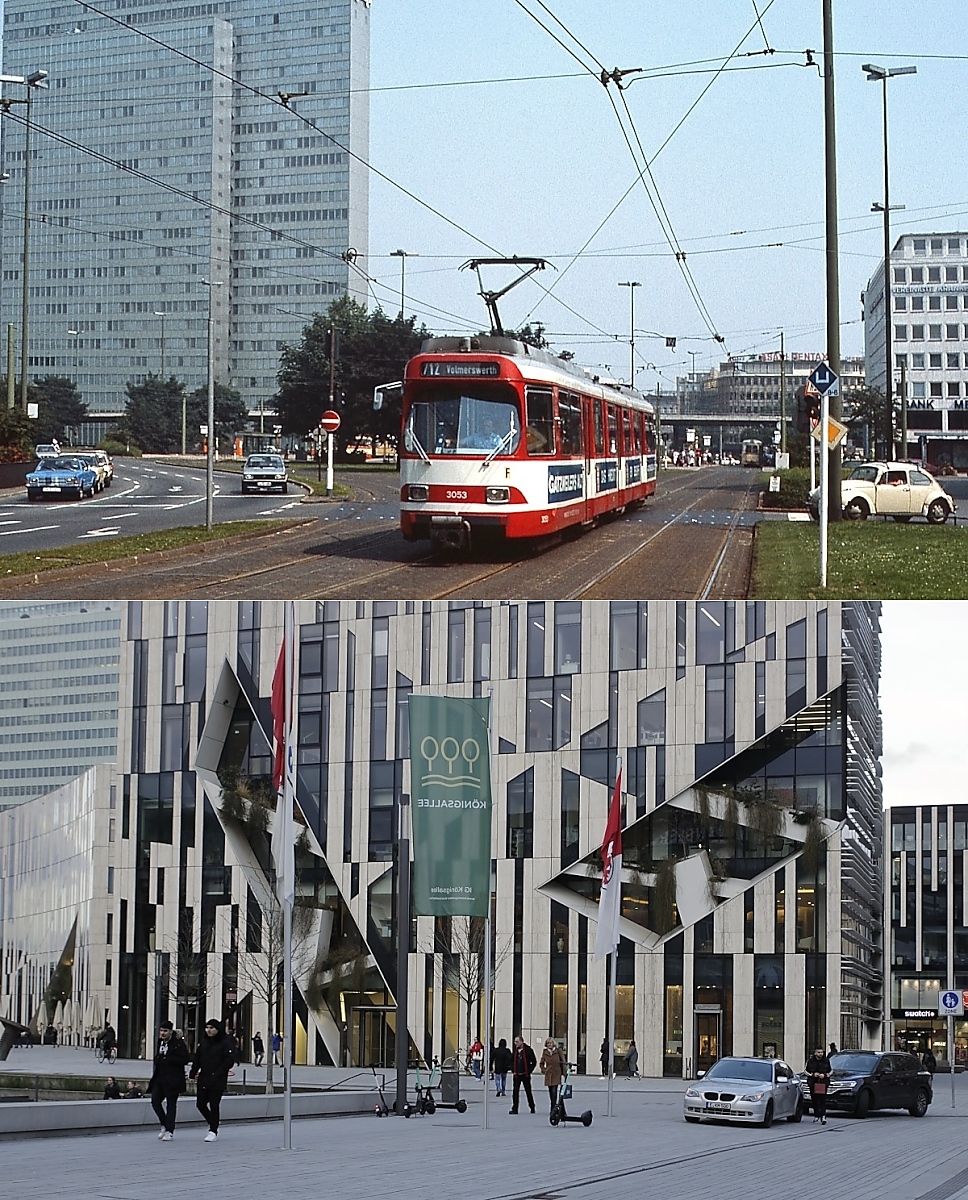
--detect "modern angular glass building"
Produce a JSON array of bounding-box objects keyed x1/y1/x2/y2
[
  {"x1": 887, "y1": 803, "x2": 968, "y2": 1066},
  {"x1": 0, "y1": 601, "x2": 884, "y2": 1071},
  {"x1": 0, "y1": 602, "x2": 121, "y2": 807},
  {"x1": 0, "y1": 0, "x2": 369, "y2": 431}
]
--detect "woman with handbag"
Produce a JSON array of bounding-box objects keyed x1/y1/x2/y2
[
  {"x1": 805, "y1": 1046, "x2": 832, "y2": 1125},
  {"x1": 539, "y1": 1038, "x2": 566, "y2": 1115}
]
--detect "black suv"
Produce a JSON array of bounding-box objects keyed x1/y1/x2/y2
[{"x1": 800, "y1": 1051, "x2": 932, "y2": 1118}]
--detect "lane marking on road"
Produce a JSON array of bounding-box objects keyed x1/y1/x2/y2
[
  {"x1": 102, "y1": 511, "x2": 139, "y2": 520},
  {"x1": 0, "y1": 524, "x2": 59, "y2": 536},
  {"x1": 169, "y1": 486, "x2": 184, "y2": 493},
  {"x1": 79, "y1": 528, "x2": 120, "y2": 538},
  {"x1": 0, "y1": 520, "x2": 22, "y2": 527}
]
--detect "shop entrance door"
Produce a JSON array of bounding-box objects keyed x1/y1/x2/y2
[
  {"x1": 351, "y1": 1005, "x2": 396, "y2": 1068},
  {"x1": 695, "y1": 1008, "x2": 722, "y2": 1075}
]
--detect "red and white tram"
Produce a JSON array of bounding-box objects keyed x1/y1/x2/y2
[{"x1": 399, "y1": 336, "x2": 658, "y2": 551}]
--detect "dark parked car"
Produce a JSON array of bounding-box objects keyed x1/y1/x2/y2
[{"x1": 799, "y1": 1050, "x2": 932, "y2": 1118}]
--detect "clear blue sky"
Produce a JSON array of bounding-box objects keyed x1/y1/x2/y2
[{"x1": 368, "y1": 1, "x2": 968, "y2": 391}]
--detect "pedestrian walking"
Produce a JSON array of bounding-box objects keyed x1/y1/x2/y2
[
  {"x1": 509, "y1": 1035, "x2": 536, "y2": 1115},
  {"x1": 469, "y1": 1038, "x2": 484, "y2": 1079},
  {"x1": 491, "y1": 1037, "x2": 512, "y2": 1097},
  {"x1": 538, "y1": 1038, "x2": 567, "y2": 1115},
  {"x1": 252, "y1": 1032, "x2": 265, "y2": 1067},
  {"x1": 626, "y1": 1039, "x2": 639, "y2": 1079},
  {"x1": 829, "y1": 1041, "x2": 839, "y2": 1056},
  {"x1": 805, "y1": 1046, "x2": 831, "y2": 1126},
  {"x1": 190, "y1": 1018, "x2": 237, "y2": 1142},
  {"x1": 148, "y1": 1020, "x2": 189, "y2": 1141},
  {"x1": 923, "y1": 1047, "x2": 937, "y2": 1077},
  {"x1": 272, "y1": 1031, "x2": 283, "y2": 1066},
  {"x1": 600, "y1": 1037, "x2": 610, "y2": 1078}
]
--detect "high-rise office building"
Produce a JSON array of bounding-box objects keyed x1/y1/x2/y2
[
  {"x1": 0, "y1": 601, "x2": 884, "y2": 1072},
  {"x1": 0, "y1": 602, "x2": 121, "y2": 806},
  {"x1": 0, "y1": 0, "x2": 369, "y2": 435}
]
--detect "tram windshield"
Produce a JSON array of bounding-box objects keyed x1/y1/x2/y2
[{"x1": 406, "y1": 389, "x2": 521, "y2": 457}]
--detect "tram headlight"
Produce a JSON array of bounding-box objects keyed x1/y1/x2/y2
[
  {"x1": 485, "y1": 486, "x2": 509, "y2": 504},
  {"x1": 407, "y1": 484, "x2": 429, "y2": 502}
]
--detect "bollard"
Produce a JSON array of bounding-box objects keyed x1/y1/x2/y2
[{"x1": 243, "y1": 1069, "x2": 247, "y2": 1096}]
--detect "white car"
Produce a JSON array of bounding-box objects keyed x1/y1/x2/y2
[
  {"x1": 241, "y1": 452, "x2": 288, "y2": 494},
  {"x1": 684, "y1": 1057, "x2": 804, "y2": 1128},
  {"x1": 809, "y1": 461, "x2": 956, "y2": 524}
]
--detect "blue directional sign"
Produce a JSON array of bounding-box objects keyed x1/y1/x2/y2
[
  {"x1": 809, "y1": 363, "x2": 840, "y2": 397},
  {"x1": 939, "y1": 990, "x2": 963, "y2": 1015}
]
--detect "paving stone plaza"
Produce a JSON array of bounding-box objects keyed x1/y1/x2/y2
[{"x1": 1, "y1": 1050, "x2": 967, "y2": 1200}]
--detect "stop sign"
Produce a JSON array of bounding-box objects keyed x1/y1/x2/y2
[{"x1": 320, "y1": 410, "x2": 341, "y2": 434}]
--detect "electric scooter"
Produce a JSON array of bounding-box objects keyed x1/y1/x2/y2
[
  {"x1": 549, "y1": 1063, "x2": 593, "y2": 1127},
  {"x1": 372, "y1": 1067, "x2": 412, "y2": 1117}
]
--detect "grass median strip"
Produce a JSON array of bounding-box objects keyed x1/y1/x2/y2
[
  {"x1": 753, "y1": 520, "x2": 968, "y2": 598},
  {"x1": 0, "y1": 520, "x2": 298, "y2": 578}
]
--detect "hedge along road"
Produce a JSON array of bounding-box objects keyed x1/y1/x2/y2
[
  {"x1": 0, "y1": 465, "x2": 766, "y2": 601},
  {"x1": 0, "y1": 457, "x2": 304, "y2": 554}
]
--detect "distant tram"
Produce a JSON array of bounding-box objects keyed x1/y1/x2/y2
[
  {"x1": 741, "y1": 439, "x2": 764, "y2": 468},
  {"x1": 399, "y1": 336, "x2": 658, "y2": 552}
]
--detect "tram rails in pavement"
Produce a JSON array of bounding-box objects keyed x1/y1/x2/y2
[{"x1": 399, "y1": 335, "x2": 658, "y2": 553}]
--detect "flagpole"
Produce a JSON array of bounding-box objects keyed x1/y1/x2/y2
[
  {"x1": 606, "y1": 754, "x2": 622, "y2": 1118},
  {"x1": 282, "y1": 600, "x2": 295, "y2": 1151},
  {"x1": 483, "y1": 686, "x2": 493, "y2": 1132}
]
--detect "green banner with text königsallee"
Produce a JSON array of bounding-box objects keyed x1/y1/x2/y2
[{"x1": 408, "y1": 695, "x2": 492, "y2": 917}]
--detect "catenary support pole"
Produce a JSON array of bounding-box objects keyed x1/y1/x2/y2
[
  {"x1": 819, "y1": 392, "x2": 830, "y2": 588},
  {"x1": 822, "y1": 0, "x2": 842, "y2": 519},
  {"x1": 606, "y1": 754, "x2": 622, "y2": 1118},
  {"x1": 395, "y1": 794, "x2": 411, "y2": 1116}
]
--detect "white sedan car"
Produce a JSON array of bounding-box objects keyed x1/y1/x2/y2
[
  {"x1": 241, "y1": 453, "x2": 289, "y2": 494},
  {"x1": 809, "y1": 462, "x2": 956, "y2": 524},
  {"x1": 684, "y1": 1057, "x2": 804, "y2": 1128}
]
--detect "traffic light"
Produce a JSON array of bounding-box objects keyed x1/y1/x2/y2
[{"x1": 795, "y1": 388, "x2": 821, "y2": 435}]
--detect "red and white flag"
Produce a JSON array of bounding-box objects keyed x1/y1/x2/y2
[
  {"x1": 594, "y1": 770, "x2": 623, "y2": 962},
  {"x1": 270, "y1": 603, "x2": 296, "y2": 905}
]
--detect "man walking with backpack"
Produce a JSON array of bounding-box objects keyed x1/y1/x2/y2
[{"x1": 509, "y1": 1034, "x2": 536, "y2": 1115}]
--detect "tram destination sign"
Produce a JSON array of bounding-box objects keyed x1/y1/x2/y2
[{"x1": 420, "y1": 361, "x2": 501, "y2": 377}]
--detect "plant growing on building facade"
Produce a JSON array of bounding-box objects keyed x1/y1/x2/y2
[{"x1": 652, "y1": 857, "x2": 679, "y2": 936}]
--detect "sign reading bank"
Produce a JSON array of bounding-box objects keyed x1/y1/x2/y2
[{"x1": 408, "y1": 695, "x2": 492, "y2": 917}]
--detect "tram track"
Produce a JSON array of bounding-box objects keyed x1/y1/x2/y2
[{"x1": 0, "y1": 467, "x2": 757, "y2": 600}]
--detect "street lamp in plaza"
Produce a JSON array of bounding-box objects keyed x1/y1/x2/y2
[
  {"x1": 390, "y1": 249, "x2": 417, "y2": 318},
  {"x1": 863, "y1": 62, "x2": 916, "y2": 460},
  {"x1": 618, "y1": 281, "x2": 641, "y2": 386},
  {"x1": 201, "y1": 279, "x2": 223, "y2": 530},
  {"x1": 0, "y1": 69, "x2": 49, "y2": 411}
]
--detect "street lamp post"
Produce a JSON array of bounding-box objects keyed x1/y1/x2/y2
[
  {"x1": 863, "y1": 63, "x2": 916, "y2": 461},
  {"x1": 201, "y1": 280, "x2": 223, "y2": 530},
  {"x1": 618, "y1": 281, "x2": 641, "y2": 386},
  {"x1": 153, "y1": 311, "x2": 167, "y2": 380},
  {"x1": 389, "y1": 249, "x2": 417, "y2": 318},
  {"x1": 0, "y1": 70, "x2": 48, "y2": 412},
  {"x1": 67, "y1": 327, "x2": 79, "y2": 444}
]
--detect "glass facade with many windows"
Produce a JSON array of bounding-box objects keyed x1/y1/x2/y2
[{"x1": 0, "y1": 602, "x2": 883, "y2": 1074}]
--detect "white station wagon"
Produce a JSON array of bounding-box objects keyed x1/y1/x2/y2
[{"x1": 809, "y1": 462, "x2": 956, "y2": 524}]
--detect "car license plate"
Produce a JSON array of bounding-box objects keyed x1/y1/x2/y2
[
  {"x1": 42, "y1": 486, "x2": 61, "y2": 492},
  {"x1": 705, "y1": 1101, "x2": 731, "y2": 1111}
]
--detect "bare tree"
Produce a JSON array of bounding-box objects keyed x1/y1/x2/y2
[{"x1": 427, "y1": 916, "x2": 512, "y2": 1062}]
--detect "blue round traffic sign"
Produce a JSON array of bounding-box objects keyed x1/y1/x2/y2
[{"x1": 942, "y1": 990, "x2": 959, "y2": 1010}]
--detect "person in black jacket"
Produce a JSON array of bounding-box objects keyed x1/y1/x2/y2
[
  {"x1": 805, "y1": 1046, "x2": 832, "y2": 1125},
  {"x1": 491, "y1": 1038, "x2": 512, "y2": 1097},
  {"x1": 509, "y1": 1035, "x2": 536, "y2": 1115},
  {"x1": 190, "y1": 1018, "x2": 237, "y2": 1141},
  {"x1": 148, "y1": 1021, "x2": 190, "y2": 1140},
  {"x1": 102, "y1": 1076, "x2": 122, "y2": 1100}
]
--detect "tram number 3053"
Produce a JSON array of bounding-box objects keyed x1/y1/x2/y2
[{"x1": 445, "y1": 489, "x2": 468, "y2": 500}]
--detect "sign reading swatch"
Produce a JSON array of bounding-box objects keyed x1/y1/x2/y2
[{"x1": 408, "y1": 695, "x2": 492, "y2": 917}]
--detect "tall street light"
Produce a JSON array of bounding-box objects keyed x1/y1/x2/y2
[
  {"x1": 863, "y1": 62, "x2": 916, "y2": 461},
  {"x1": 618, "y1": 281, "x2": 641, "y2": 386},
  {"x1": 389, "y1": 249, "x2": 417, "y2": 318},
  {"x1": 67, "y1": 327, "x2": 79, "y2": 445},
  {"x1": 154, "y1": 310, "x2": 167, "y2": 379},
  {"x1": 0, "y1": 70, "x2": 49, "y2": 411},
  {"x1": 201, "y1": 280, "x2": 223, "y2": 530}
]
